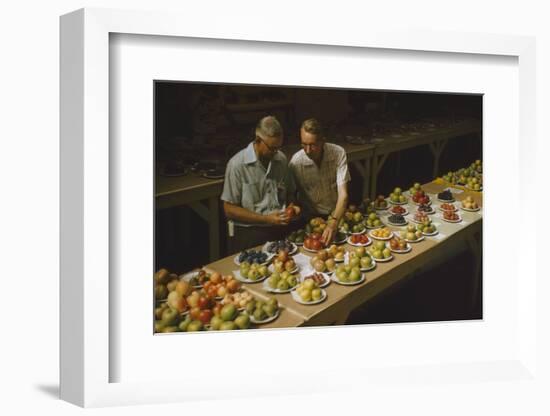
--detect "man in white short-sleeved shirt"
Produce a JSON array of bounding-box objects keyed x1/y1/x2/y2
[{"x1": 289, "y1": 118, "x2": 350, "y2": 245}]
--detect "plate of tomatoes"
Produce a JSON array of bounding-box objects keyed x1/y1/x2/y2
[
  {"x1": 441, "y1": 211, "x2": 462, "y2": 223},
  {"x1": 389, "y1": 205, "x2": 409, "y2": 216},
  {"x1": 346, "y1": 233, "x2": 372, "y2": 247},
  {"x1": 439, "y1": 203, "x2": 458, "y2": 212},
  {"x1": 303, "y1": 233, "x2": 326, "y2": 253}
]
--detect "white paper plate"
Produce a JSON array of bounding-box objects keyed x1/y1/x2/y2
[
  {"x1": 411, "y1": 199, "x2": 432, "y2": 206},
  {"x1": 438, "y1": 205, "x2": 458, "y2": 212},
  {"x1": 422, "y1": 229, "x2": 439, "y2": 236},
  {"x1": 262, "y1": 278, "x2": 298, "y2": 293},
  {"x1": 442, "y1": 216, "x2": 463, "y2": 223},
  {"x1": 368, "y1": 230, "x2": 394, "y2": 240},
  {"x1": 346, "y1": 235, "x2": 372, "y2": 247},
  {"x1": 233, "y1": 270, "x2": 269, "y2": 284},
  {"x1": 268, "y1": 263, "x2": 299, "y2": 275},
  {"x1": 250, "y1": 309, "x2": 280, "y2": 324},
  {"x1": 262, "y1": 241, "x2": 298, "y2": 256},
  {"x1": 389, "y1": 207, "x2": 409, "y2": 216},
  {"x1": 370, "y1": 254, "x2": 393, "y2": 262},
  {"x1": 437, "y1": 197, "x2": 455, "y2": 203},
  {"x1": 300, "y1": 273, "x2": 331, "y2": 288},
  {"x1": 179, "y1": 271, "x2": 204, "y2": 289},
  {"x1": 331, "y1": 272, "x2": 366, "y2": 286},
  {"x1": 375, "y1": 205, "x2": 389, "y2": 211},
  {"x1": 460, "y1": 205, "x2": 481, "y2": 212},
  {"x1": 410, "y1": 216, "x2": 430, "y2": 224},
  {"x1": 350, "y1": 228, "x2": 367, "y2": 235},
  {"x1": 386, "y1": 218, "x2": 408, "y2": 226},
  {"x1": 390, "y1": 243, "x2": 412, "y2": 254},
  {"x1": 291, "y1": 288, "x2": 327, "y2": 305},
  {"x1": 416, "y1": 206, "x2": 435, "y2": 215},
  {"x1": 233, "y1": 253, "x2": 273, "y2": 267},
  {"x1": 361, "y1": 260, "x2": 377, "y2": 272},
  {"x1": 387, "y1": 199, "x2": 408, "y2": 205},
  {"x1": 404, "y1": 235, "x2": 425, "y2": 243}
]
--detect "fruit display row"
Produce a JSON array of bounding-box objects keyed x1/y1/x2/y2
[
  {"x1": 442, "y1": 160, "x2": 483, "y2": 190},
  {"x1": 154, "y1": 267, "x2": 282, "y2": 333}
]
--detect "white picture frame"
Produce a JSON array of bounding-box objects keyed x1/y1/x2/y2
[{"x1": 60, "y1": 7, "x2": 539, "y2": 408}]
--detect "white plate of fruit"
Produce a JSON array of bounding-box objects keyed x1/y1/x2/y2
[
  {"x1": 263, "y1": 271, "x2": 300, "y2": 293},
  {"x1": 246, "y1": 298, "x2": 281, "y2": 324},
  {"x1": 441, "y1": 211, "x2": 462, "y2": 223},
  {"x1": 291, "y1": 278, "x2": 327, "y2": 305},
  {"x1": 460, "y1": 196, "x2": 480, "y2": 212},
  {"x1": 389, "y1": 237, "x2": 412, "y2": 254},
  {"x1": 233, "y1": 250, "x2": 273, "y2": 266},
  {"x1": 233, "y1": 263, "x2": 270, "y2": 283},
  {"x1": 367, "y1": 241, "x2": 394, "y2": 262},
  {"x1": 300, "y1": 272, "x2": 331, "y2": 288},
  {"x1": 438, "y1": 203, "x2": 458, "y2": 212},
  {"x1": 368, "y1": 227, "x2": 394, "y2": 241},
  {"x1": 331, "y1": 265, "x2": 366, "y2": 285},
  {"x1": 399, "y1": 226, "x2": 425, "y2": 243}
]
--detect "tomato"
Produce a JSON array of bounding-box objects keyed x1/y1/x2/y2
[
  {"x1": 311, "y1": 232, "x2": 322, "y2": 240},
  {"x1": 198, "y1": 296, "x2": 209, "y2": 310},
  {"x1": 312, "y1": 240, "x2": 322, "y2": 250},
  {"x1": 199, "y1": 309, "x2": 212, "y2": 325}
]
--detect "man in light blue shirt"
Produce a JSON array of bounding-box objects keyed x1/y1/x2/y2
[{"x1": 221, "y1": 116, "x2": 296, "y2": 254}]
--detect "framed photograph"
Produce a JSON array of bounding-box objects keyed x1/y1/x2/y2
[{"x1": 60, "y1": 8, "x2": 538, "y2": 408}]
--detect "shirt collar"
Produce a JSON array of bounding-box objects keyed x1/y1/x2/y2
[
  {"x1": 302, "y1": 143, "x2": 332, "y2": 166},
  {"x1": 243, "y1": 141, "x2": 258, "y2": 164}
]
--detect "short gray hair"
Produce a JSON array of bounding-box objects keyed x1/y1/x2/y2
[{"x1": 255, "y1": 115, "x2": 283, "y2": 139}]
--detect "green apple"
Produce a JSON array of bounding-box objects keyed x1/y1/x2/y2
[
  {"x1": 303, "y1": 278, "x2": 316, "y2": 290},
  {"x1": 399, "y1": 195, "x2": 406, "y2": 203},
  {"x1": 220, "y1": 304, "x2": 237, "y2": 322},
  {"x1": 312, "y1": 288, "x2": 322, "y2": 301},
  {"x1": 287, "y1": 275, "x2": 298, "y2": 288},
  {"x1": 394, "y1": 187, "x2": 402, "y2": 195},
  {"x1": 349, "y1": 257, "x2": 360, "y2": 268},
  {"x1": 263, "y1": 304, "x2": 277, "y2": 317},
  {"x1": 360, "y1": 256, "x2": 372, "y2": 268},
  {"x1": 268, "y1": 275, "x2": 280, "y2": 289},
  {"x1": 235, "y1": 313, "x2": 251, "y2": 329},
  {"x1": 349, "y1": 269, "x2": 361, "y2": 281},
  {"x1": 300, "y1": 289, "x2": 313, "y2": 302},
  {"x1": 219, "y1": 321, "x2": 237, "y2": 331},
  {"x1": 383, "y1": 248, "x2": 391, "y2": 258},
  {"x1": 373, "y1": 249, "x2": 383, "y2": 259},
  {"x1": 209, "y1": 316, "x2": 223, "y2": 330},
  {"x1": 187, "y1": 320, "x2": 204, "y2": 332},
  {"x1": 277, "y1": 279, "x2": 289, "y2": 291}
]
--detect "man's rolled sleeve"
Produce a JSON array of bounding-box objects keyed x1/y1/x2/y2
[
  {"x1": 220, "y1": 162, "x2": 242, "y2": 205},
  {"x1": 336, "y1": 150, "x2": 351, "y2": 186}
]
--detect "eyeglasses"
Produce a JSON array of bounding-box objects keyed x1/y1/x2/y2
[{"x1": 257, "y1": 135, "x2": 282, "y2": 153}]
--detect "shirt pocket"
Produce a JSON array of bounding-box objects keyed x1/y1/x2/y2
[{"x1": 242, "y1": 182, "x2": 263, "y2": 210}]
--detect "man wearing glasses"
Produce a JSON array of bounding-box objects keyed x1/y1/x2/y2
[
  {"x1": 221, "y1": 115, "x2": 297, "y2": 254},
  {"x1": 289, "y1": 118, "x2": 350, "y2": 245}
]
